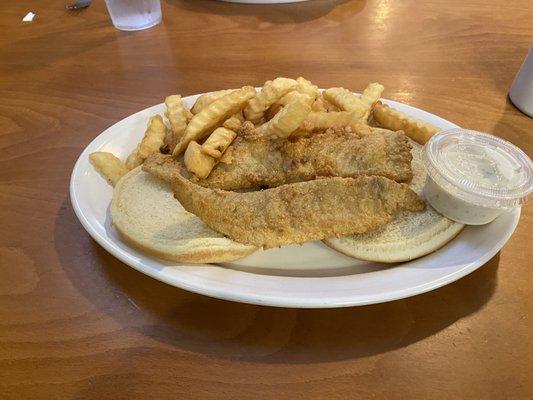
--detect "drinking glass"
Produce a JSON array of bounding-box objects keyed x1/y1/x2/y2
[{"x1": 104, "y1": 0, "x2": 162, "y2": 31}]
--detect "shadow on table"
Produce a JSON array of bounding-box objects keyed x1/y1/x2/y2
[
  {"x1": 56, "y1": 198, "x2": 499, "y2": 363},
  {"x1": 165, "y1": 0, "x2": 365, "y2": 24}
]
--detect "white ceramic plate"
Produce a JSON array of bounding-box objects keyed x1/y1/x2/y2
[{"x1": 70, "y1": 93, "x2": 521, "y2": 308}]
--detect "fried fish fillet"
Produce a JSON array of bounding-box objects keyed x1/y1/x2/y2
[
  {"x1": 144, "y1": 128, "x2": 413, "y2": 191},
  {"x1": 162, "y1": 162, "x2": 425, "y2": 248},
  {"x1": 205, "y1": 128, "x2": 412, "y2": 190}
]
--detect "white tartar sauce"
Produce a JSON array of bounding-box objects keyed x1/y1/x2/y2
[{"x1": 423, "y1": 129, "x2": 532, "y2": 225}]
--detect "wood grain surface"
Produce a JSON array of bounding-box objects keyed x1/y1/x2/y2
[{"x1": 1, "y1": 0, "x2": 532, "y2": 398}]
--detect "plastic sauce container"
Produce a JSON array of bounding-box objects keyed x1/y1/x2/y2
[{"x1": 423, "y1": 129, "x2": 532, "y2": 225}]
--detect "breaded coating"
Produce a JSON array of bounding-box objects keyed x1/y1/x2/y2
[
  {"x1": 167, "y1": 165, "x2": 425, "y2": 248},
  {"x1": 204, "y1": 128, "x2": 412, "y2": 190}
]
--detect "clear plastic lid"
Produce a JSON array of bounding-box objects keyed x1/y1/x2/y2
[{"x1": 423, "y1": 129, "x2": 533, "y2": 209}]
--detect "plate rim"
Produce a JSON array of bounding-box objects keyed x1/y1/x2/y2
[{"x1": 70, "y1": 94, "x2": 521, "y2": 308}]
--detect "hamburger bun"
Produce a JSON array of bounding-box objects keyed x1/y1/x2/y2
[
  {"x1": 324, "y1": 139, "x2": 464, "y2": 263},
  {"x1": 111, "y1": 167, "x2": 257, "y2": 263}
]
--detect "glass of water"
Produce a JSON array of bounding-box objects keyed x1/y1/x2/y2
[{"x1": 104, "y1": 0, "x2": 162, "y2": 31}]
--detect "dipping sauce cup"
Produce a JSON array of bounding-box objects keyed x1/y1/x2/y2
[{"x1": 423, "y1": 129, "x2": 532, "y2": 225}]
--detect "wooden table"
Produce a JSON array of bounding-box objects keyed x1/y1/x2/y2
[{"x1": 1, "y1": 0, "x2": 532, "y2": 398}]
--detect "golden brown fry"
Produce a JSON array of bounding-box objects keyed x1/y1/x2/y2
[
  {"x1": 173, "y1": 86, "x2": 256, "y2": 156},
  {"x1": 277, "y1": 91, "x2": 314, "y2": 107},
  {"x1": 311, "y1": 97, "x2": 326, "y2": 112},
  {"x1": 323, "y1": 87, "x2": 364, "y2": 114},
  {"x1": 360, "y1": 83, "x2": 385, "y2": 107},
  {"x1": 299, "y1": 110, "x2": 357, "y2": 132},
  {"x1": 184, "y1": 141, "x2": 216, "y2": 179},
  {"x1": 373, "y1": 101, "x2": 440, "y2": 144},
  {"x1": 201, "y1": 127, "x2": 237, "y2": 159},
  {"x1": 324, "y1": 83, "x2": 384, "y2": 121},
  {"x1": 125, "y1": 150, "x2": 144, "y2": 170},
  {"x1": 244, "y1": 77, "x2": 297, "y2": 123},
  {"x1": 255, "y1": 97, "x2": 312, "y2": 138},
  {"x1": 191, "y1": 89, "x2": 235, "y2": 114},
  {"x1": 323, "y1": 98, "x2": 341, "y2": 112},
  {"x1": 313, "y1": 93, "x2": 340, "y2": 112},
  {"x1": 164, "y1": 95, "x2": 189, "y2": 151},
  {"x1": 165, "y1": 95, "x2": 189, "y2": 132},
  {"x1": 277, "y1": 91, "x2": 298, "y2": 106},
  {"x1": 223, "y1": 113, "x2": 244, "y2": 131},
  {"x1": 125, "y1": 115, "x2": 167, "y2": 169},
  {"x1": 137, "y1": 115, "x2": 167, "y2": 159},
  {"x1": 234, "y1": 111, "x2": 245, "y2": 122},
  {"x1": 359, "y1": 82, "x2": 385, "y2": 120},
  {"x1": 295, "y1": 77, "x2": 319, "y2": 99},
  {"x1": 89, "y1": 152, "x2": 129, "y2": 186}
]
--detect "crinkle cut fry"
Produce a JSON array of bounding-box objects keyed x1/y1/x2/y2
[
  {"x1": 323, "y1": 83, "x2": 384, "y2": 121},
  {"x1": 164, "y1": 95, "x2": 190, "y2": 151},
  {"x1": 256, "y1": 97, "x2": 311, "y2": 138},
  {"x1": 323, "y1": 87, "x2": 366, "y2": 116},
  {"x1": 126, "y1": 115, "x2": 166, "y2": 169},
  {"x1": 89, "y1": 152, "x2": 129, "y2": 186},
  {"x1": 373, "y1": 101, "x2": 440, "y2": 144},
  {"x1": 191, "y1": 89, "x2": 235, "y2": 114},
  {"x1": 299, "y1": 110, "x2": 357, "y2": 131},
  {"x1": 173, "y1": 86, "x2": 256, "y2": 156},
  {"x1": 244, "y1": 77, "x2": 298, "y2": 123}
]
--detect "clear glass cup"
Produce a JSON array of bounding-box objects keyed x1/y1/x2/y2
[{"x1": 104, "y1": 0, "x2": 162, "y2": 31}]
